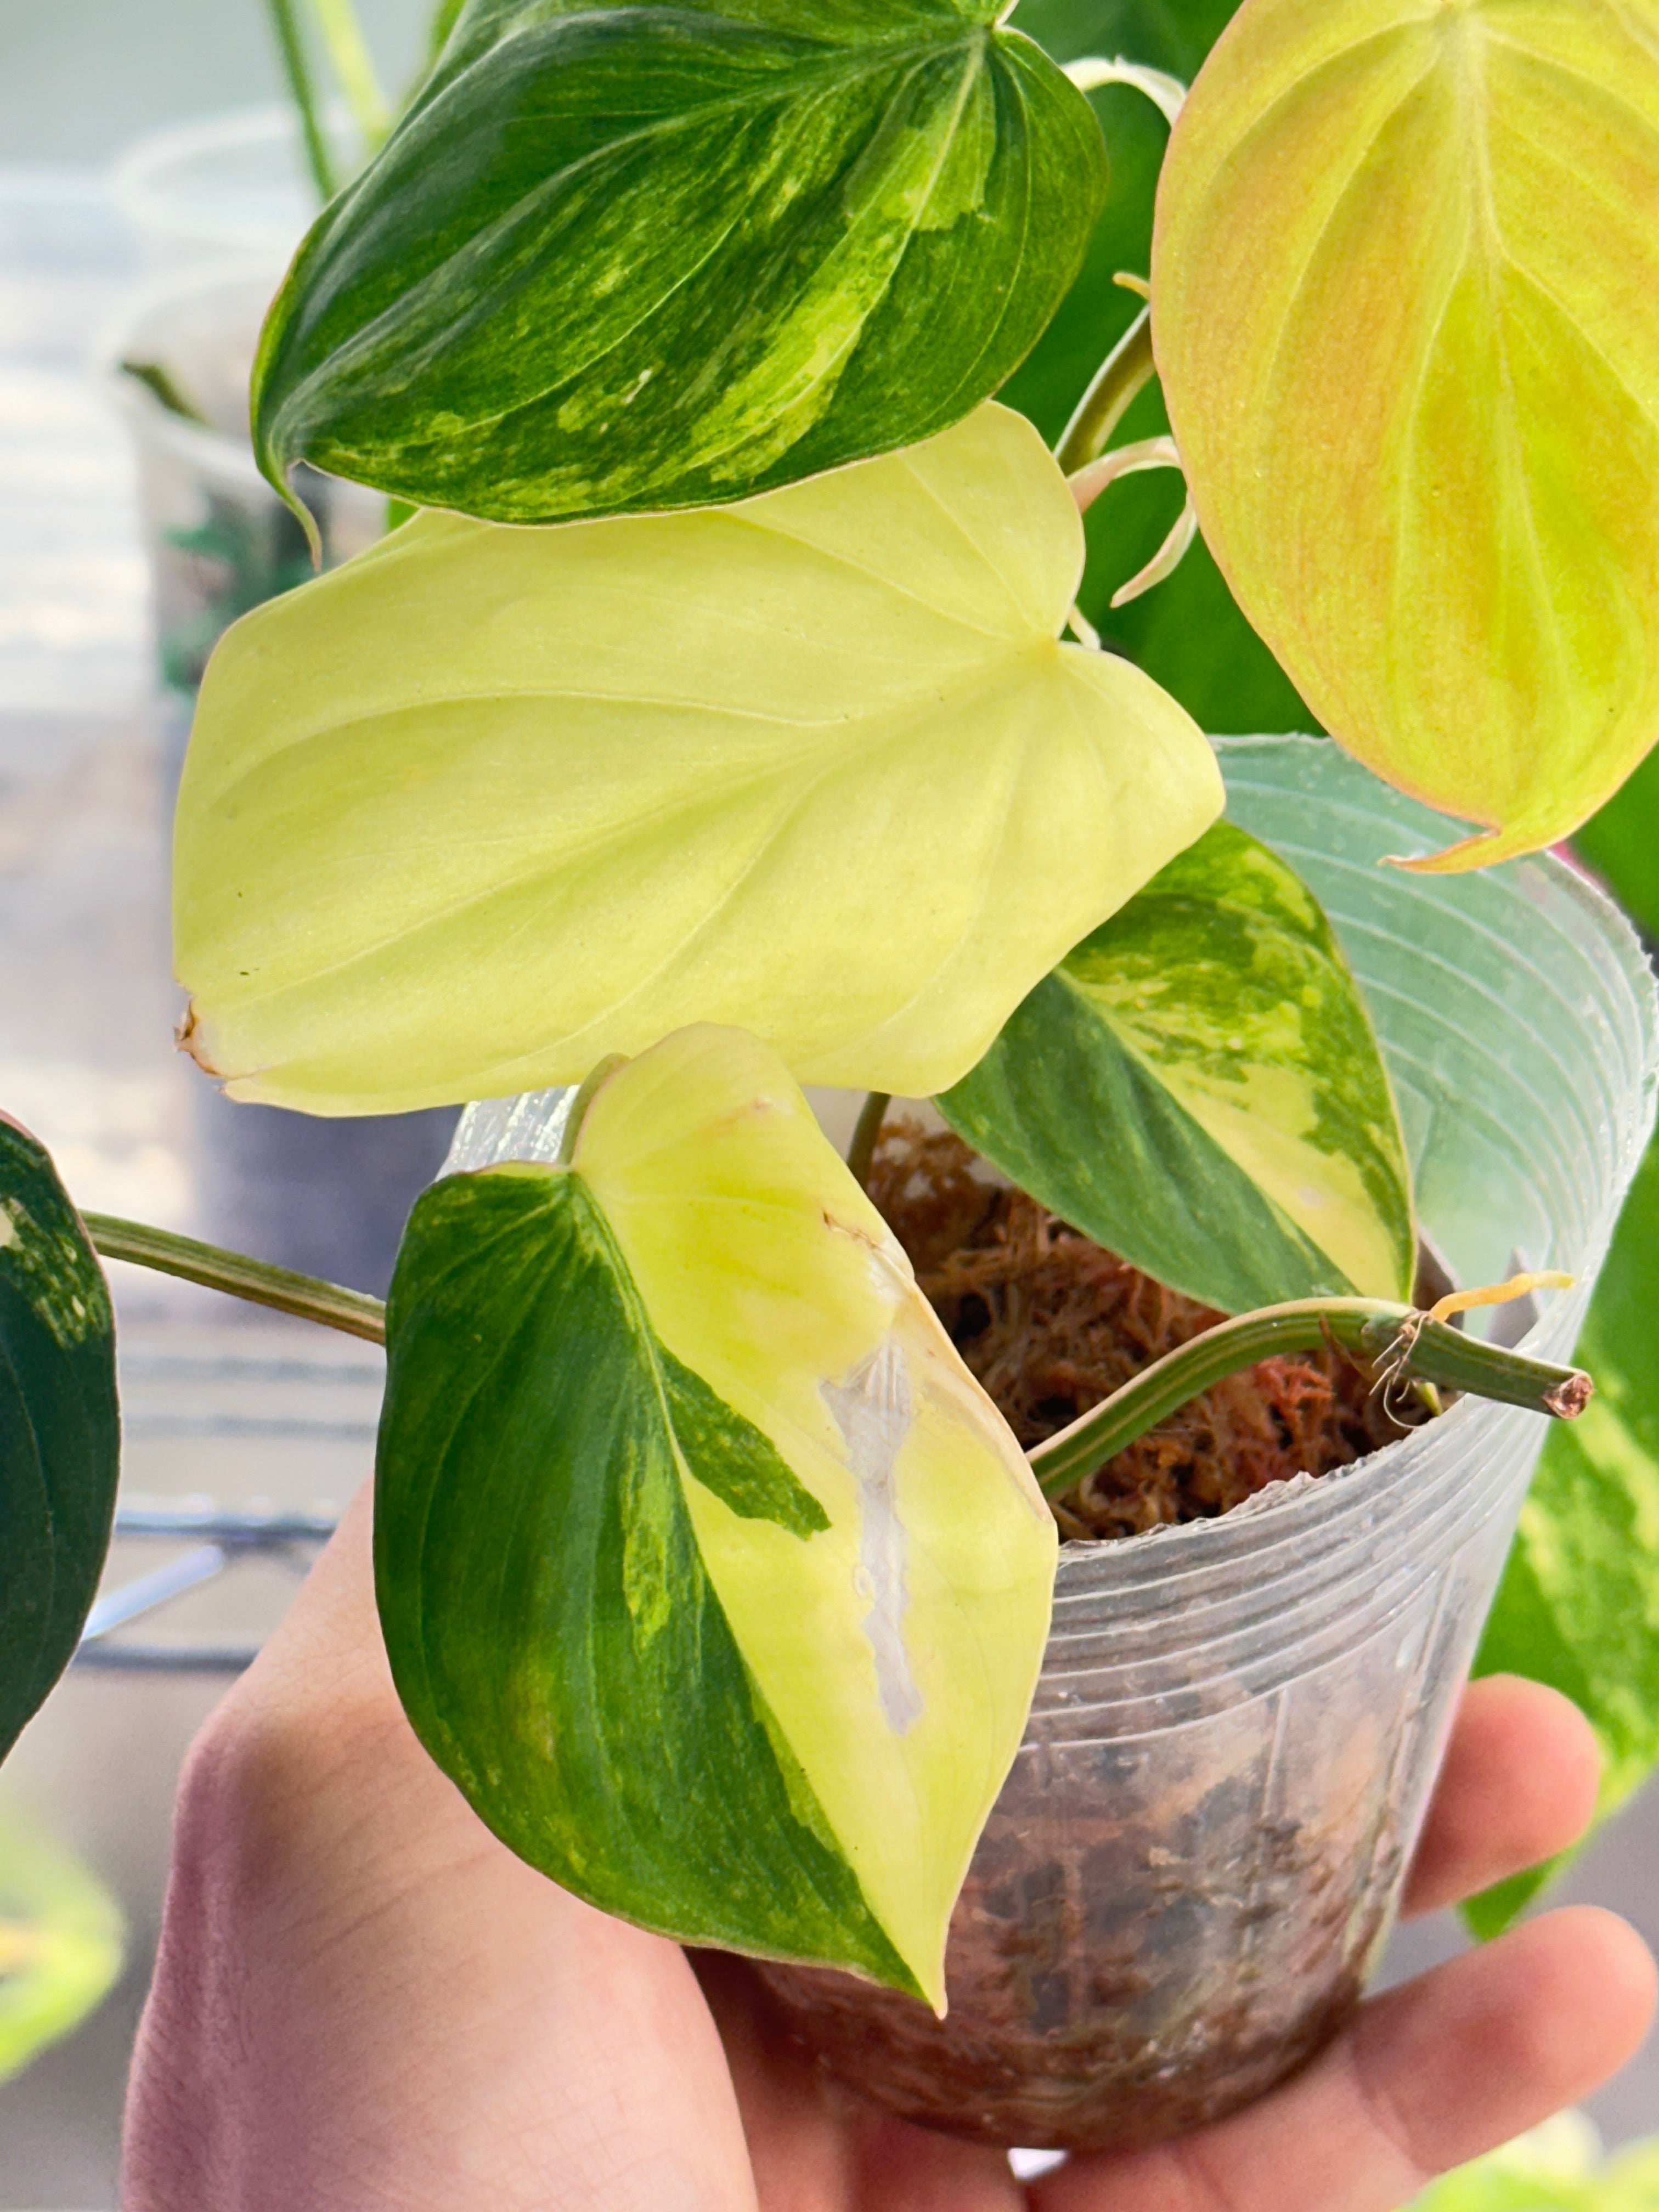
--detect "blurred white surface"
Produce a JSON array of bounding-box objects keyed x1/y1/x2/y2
[{"x1": 0, "y1": 0, "x2": 428, "y2": 166}]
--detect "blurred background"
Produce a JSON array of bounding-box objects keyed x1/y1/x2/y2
[
  {"x1": 0, "y1": 3, "x2": 1653, "y2": 2205},
  {"x1": 0, "y1": 1, "x2": 427, "y2": 161}
]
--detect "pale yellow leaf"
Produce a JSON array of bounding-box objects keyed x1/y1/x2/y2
[{"x1": 174, "y1": 404, "x2": 1221, "y2": 1110}]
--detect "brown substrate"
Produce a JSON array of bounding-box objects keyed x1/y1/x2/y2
[{"x1": 867, "y1": 1119, "x2": 1424, "y2": 1542}]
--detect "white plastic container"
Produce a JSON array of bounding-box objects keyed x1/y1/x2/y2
[
  {"x1": 105, "y1": 264, "x2": 384, "y2": 715},
  {"x1": 104, "y1": 266, "x2": 449, "y2": 1294},
  {"x1": 110, "y1": 106, "x2": 356, "y2": 271}
]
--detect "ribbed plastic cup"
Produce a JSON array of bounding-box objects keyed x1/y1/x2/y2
[
  {"x1": 444, "y1": 737, "x2": 1658, "y2": 2153},
  {"x1": 754, "y1": 738, "x2": 1659, "y2": 2149}
]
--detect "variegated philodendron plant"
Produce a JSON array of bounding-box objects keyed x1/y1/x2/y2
[{"x1": 6, "y1": 0, "x2": 1659, "y2": 2004}]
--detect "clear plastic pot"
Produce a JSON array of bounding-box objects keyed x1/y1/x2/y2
[
  {"x1": 753, "y1": 738, "x2": 1659, "y2": 2149},
  {"x1": 444, "y1": 744, "x2": 1657, "y2": 2149}
]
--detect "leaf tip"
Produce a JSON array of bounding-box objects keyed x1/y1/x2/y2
[
  {"x1": 252, "y1": 411, "x2": 324, "y2": 567},
  {"x1": 174, "y1": 1003, "x2": 221, "y2": 1079},
  {"x1": 1381, "y1": 821, "x2": 1541, "y2": 874},
  {"x1": 899, "y1": 1945, "x2": 949, "y2": 2020}
]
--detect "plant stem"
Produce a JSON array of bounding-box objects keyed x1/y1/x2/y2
[
  {"x1": 1056, "y1": 307, "x2": 1155, "y2": 474},
  {"x1": 846, "y1": 1092, "x2": 891, "y2": 1188},
  {"x1": 1029, "y1": 1297, "x2": 1591, "y2": 1500},
  {"x1": 84, "y1": 1214, "x2": 385, "y2": 1344},
  {"x1": 263, "y1": 0, "x2": 339, "y2": 202},
  {"x1": 310, "y1": 0, "x2": 391, "y2": 147}
]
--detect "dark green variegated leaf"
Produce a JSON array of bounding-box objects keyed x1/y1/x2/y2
[
  {"x1": 253, "y1": 0, "x2": 1106, "y2": 524},
  {"x1": 1466, "y1": 1128, "x2": 1659, "y2": 1940},
  {"x1": 0, "y1": 1120, "x2": 119, "y2": 1763},
  {"x1": 938, "y1": 820, "x2": 1414, "y2": 1312},
  {"x1": 376, "y1": 1024, "x2": 1055, "y2": 2003}
]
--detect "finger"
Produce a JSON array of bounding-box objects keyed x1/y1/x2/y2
[
  {"x1": 1402, "y1": 1675, "x2": 1601, "y2": 1918},
  {"x1": 1034, "y1": 1906, "x2": 1655, "y2": 2212},
  {"x1": 131, "y1": 1484, "x2": 761, "y2": 2212}
]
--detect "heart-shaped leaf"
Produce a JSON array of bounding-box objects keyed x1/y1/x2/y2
[
  {"x1": 0, "y1": 1824, "x2": 125, "y2": 2084},
  {"x1": 0, "y1": 1119, "x2": 120, "y2": 1763},
  {"x1": 938, "y1": 819, "x2": 1415, "y2": 1311},
  {"x1": 1153, "y1": 0, "x2": 1659, "y2": 868},
  {"x1": 375, "y1": 1024, "x2": 1056, "y2": 2004},
  {"x1": 252, "y1": 0, "x2": 1106, "y2": 524},
  {"x1": 175, "y1": 404, "x2": 1222, "y2": 1113}
]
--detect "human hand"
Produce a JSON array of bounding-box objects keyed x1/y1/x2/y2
[{"x1": 122, "y1": 1488, "x2": 1654, "y2": 2212}]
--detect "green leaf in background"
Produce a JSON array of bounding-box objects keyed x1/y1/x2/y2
[
  {"x1": 0, "y1": 1823, "x2": 125, "y2": 2084},
  {"x1": 252, "y1": 0, "x2": 1106, "y2": 524},
  {"x1": 1574, "y1": 744, "x2": 1659, "y2": 949},
  {"x1": 938, "y1": 819, "x2": 1414, "y2": 1313},
  {"x1": 1000, "y1": 0, "x2": 1231, "y2": 445},
  {"x1": 1466, "y1": 1128, "x2": 1659, "y2": 1940},
  {"x1": 176, "y1": 404, "x2": 1222, "y2": 1113},
  {"x1": 376, "y1": 1024, "x2": 1057, "y2": 2007},
  {"x1": 997, "y1": 0, "x2": 1316, "y2": 734},
  {"x1": 1410, "y1": 2112, "x2": 1659, "y2": 2212},
  {"x1": 0, "y1": 1119, "x2": 120, "y2": 1764}
]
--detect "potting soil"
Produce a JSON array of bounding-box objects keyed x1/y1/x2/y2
[{"x1": 867, "y1": 1120, "x2": 1422, "y2": 1541}]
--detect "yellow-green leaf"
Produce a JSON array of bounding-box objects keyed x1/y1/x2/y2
[
  {"x1": 0, "y1": 1824, "x2": 125, "y2": 2085},
  {"x1": 1153, "y1": 0, "x2": 1659, "y2": 869},
  {"x1": 174, "y1": 404, "x2": 1222, "y2": 1112},
  {"x1": 376, "y1": 1025, "x2": 1056, "y2": 2004}
]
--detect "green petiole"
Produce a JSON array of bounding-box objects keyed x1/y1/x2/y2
[
  {"x1": 1055, "y1": 306, "x2": 1156, "y2": 475},
  {"x1": 1030, "y1": 1297, "x2": 1591, "y2": 1500},
  {"x1": 309, "y1": 0, "x2": 390, "y2": 148},
  {"x1": 845, "y1": 1092, "x2": 891, "y2": 1190},
  {"x1": 84, "y1": 1214, "x2": 385, "y2": 1344},
  {"x1": 83, "y1": 1227, "x2": 1590, "y2": 1505}
]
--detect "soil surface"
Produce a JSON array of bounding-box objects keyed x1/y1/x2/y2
[{"x1": 867, "y1": 1120, "x2": 1424, "y2": 1541}]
